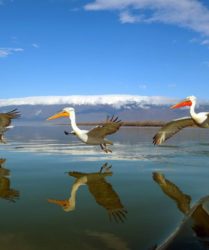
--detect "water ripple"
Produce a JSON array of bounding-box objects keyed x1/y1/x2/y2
[{"x1": 0, "y1": 139, "x2": 189, "y2": 162}]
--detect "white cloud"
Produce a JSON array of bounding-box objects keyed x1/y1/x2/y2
[
  {"x1": 0, "y1": 0, "x2": 14, "y2": 5},
  {"x1": 201, "y1": 39, "x2": 209, "y2": 45},
  {"x1": 189, "y1": 37, "x2": 209, "y2": 46},
  {"x1": 0, "y1": 95, "x2": 175, "y2": 108},
  {"x1": 0, "y1": 47, "x2": 24, "y2": 58},
  {"x1": 84, "y1": 0, "x2": 209, "y2": 37},
  {"x1": 119, "y1": 10, "x2": 141, "y2": 23},
  {"x1": 189, "y1": 37, "x2": 199, "y2": 43},
  {"x1": 32, "y1": 43, "x2": 39, "y2": 48}
]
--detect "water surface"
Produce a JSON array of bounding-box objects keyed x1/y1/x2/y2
[{"x1": 1, "y1": 125, "x2": 209, "y2": 250}]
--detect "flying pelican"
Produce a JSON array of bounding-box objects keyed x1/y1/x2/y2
[
  {"x1": 0, "y1": 109, "x2": 21, "y2": 143},
  {"x1": 47, "y1": 107, "x2": 122, "y2": 153},
  {"x1": 153, "y1": 96, "x2": 207, "y2": 145},
  {"x1": 152, "y1": 172, "x2": 209, "y2": 249},
  {"x1": 48, "y1": 163, "x2": 127, "y2": 222}
]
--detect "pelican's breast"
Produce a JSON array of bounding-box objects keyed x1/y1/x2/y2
[
  {"x1": 77, "y1": 131, "x2": 88, "y2": 143},
  {"x1": 194, "y1": 113, "x2": 209, "y2": 127}
]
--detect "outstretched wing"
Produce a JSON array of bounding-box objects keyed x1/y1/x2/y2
[
  {"x1": 153, "y1": 172, "x2": 191, "y2": 214},
  {"x1": 87, "y1": 116, "x2": 122, "y2": 139},
  {"x1": 0, "y1": 109, "x2": 21, "y2": 128},
  {"x1": 0, "y1": 109, "x2": 20, "y2": 140},
  {"x1": 153, "y1": 117, "x2": 197, "y2": 145},
  {"x1": 69, "y1": 165, "x2": 127, "y2": 222},
  {"x1": 87, "y1": 178, "x2": 127, "y2": 223},
  {"x1": 68, "y1": 171, "x2": 89, "y2": 178}
]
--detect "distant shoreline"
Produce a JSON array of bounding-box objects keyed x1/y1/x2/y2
[
  {"x1": 15, "y1": 120, "x2": 166, "y2": 127},
  {"x1": 76, "y1": 121, "x2": 166, "y2": 127}
]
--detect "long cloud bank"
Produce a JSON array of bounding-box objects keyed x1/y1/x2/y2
[{"x1": 0, "y1": 95, "x2": 176, "y2": 108}]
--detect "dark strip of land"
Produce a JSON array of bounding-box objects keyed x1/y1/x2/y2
[{"x1": 75, "y1": 121, "x2": 166, "y2": 127}]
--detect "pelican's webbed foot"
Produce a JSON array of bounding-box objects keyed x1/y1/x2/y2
[
  {"x1": 100, "y1": 144, "x2": 112, "y2": 153},
  {"x1": 103, "y1": 148, "x2": 112, "y2": 153}
]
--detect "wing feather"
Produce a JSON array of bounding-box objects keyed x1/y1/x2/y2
[
  {"x1": 87, "y1": 116, "x2": 122, "y2": 139},
  {"x1": 87, "y1": 178, "x2": 127, "y2": 222},
  {"x1": 153, "y1": 117, "x2": 197, "y2": 145},
  {"x1": 0, "y1": 109, "x2": 21, "y2": 128},
  {"x1": 69, "y1": 167, "x2": 126, "y2": 222}
]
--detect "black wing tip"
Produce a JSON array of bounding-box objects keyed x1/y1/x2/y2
[
  {"x1": 107, "y1": 115, "x2": 122, "y2": 124},
  {"x1": 153, "y1": 135, "x2": 157, "y2": 145},
  {"x1": 108, "y1": 208, "x2": 127, "y2": 223},
  {"x1": 153, "y1": 134, "x2": 160, "y2": 145},
  {"x1": 7, "y1": 109, "x2": 21, "y2": 119}
]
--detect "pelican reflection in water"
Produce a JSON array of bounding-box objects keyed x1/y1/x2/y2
[
  {"x1": 0, "y1": 158, "x2": 19, "y2": 202},
  {"x1": 152, "y1": 172, "x2": 209, "y2": 250},
  {"x1": 48, "y1": 163, "x2": 127, "y2": 222}
]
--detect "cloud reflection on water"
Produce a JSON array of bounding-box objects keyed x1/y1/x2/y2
[
  {"x1": 1, "y1": 139, "x2": 182, "y2": 162},
  {"x1": 86, "y1": 230, "x2": 130, "y2": 250}
]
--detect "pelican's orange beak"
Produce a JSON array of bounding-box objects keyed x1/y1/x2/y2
[
  {"x1": 47, "y1": 199, "x2": 69, "y2": 207},
  {"x1": 170, "y1": 99, "x2": 192, "y2": 109},
  {"x1": 47, "y1": 111, "x2": 69, "y2": 121}
]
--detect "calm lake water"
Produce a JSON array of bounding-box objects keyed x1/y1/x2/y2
[{"x1": 1, "y1": 124, "x2": 209, "y2": 250}]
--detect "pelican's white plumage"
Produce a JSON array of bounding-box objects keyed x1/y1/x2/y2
[
  {"x1": 153, "y1": 96, "x2": 209, "y2": 145},
  {"x1": 47, "y1": 107, "x2": 122, "y2": 153}
]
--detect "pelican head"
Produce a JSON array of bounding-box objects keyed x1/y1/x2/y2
[
  {"x1": 47, "y1": 107, "x2": 75, "y2": 121},
  {"x1": 186, "y1": 96, "x2": 196, "y2": 102},
  {"x1": 171, "y1": 96, "x2": 196, "y2": 109},
  {"x1": 47, "y1": 198, "x2": 75, "y2": 212}
]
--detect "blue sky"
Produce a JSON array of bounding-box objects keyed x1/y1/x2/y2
[{"x1": 1, "y1": 0, "x2": 209, "y2": 99}]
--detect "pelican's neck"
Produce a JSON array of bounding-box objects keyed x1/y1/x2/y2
[
  {"x1": 189, "y1": 99, "x2": 197, "y2": 118},
  {"x1": 68, "y1": 177, "x2": 87, "y2": 209},
  {"x1": 69, "y1": 111, "x2": 81, "y2": 134},
  {"x1": 67, "y1": 182, "x2": 80, "y2": 209}
]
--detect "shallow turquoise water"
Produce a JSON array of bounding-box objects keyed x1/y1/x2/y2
[{"x1": 1, "y1": 126, "x2": 209, "y2": 250}]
